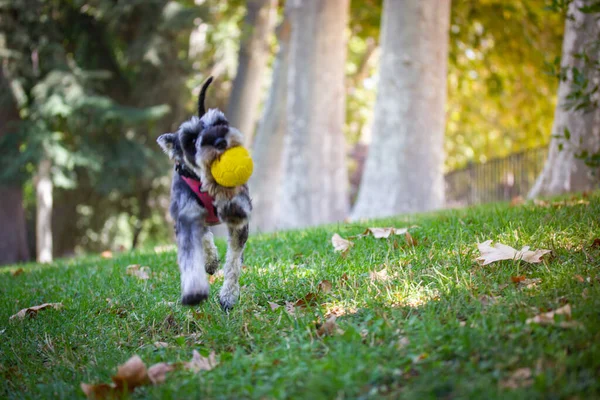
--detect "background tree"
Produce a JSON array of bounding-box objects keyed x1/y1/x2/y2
[
  {"x1": 278, "y1": 0, "x2": 350, "y2": 229},
  {"x1": 0, "y1": 63, "x2": 30, "y2": 264},
  {"x1": 249, "y1": 5, "x2": 291, "y2": 233},
  {"x1": 352, "y1": 0, "x2": 452, "y2": 219},
  {"x1": 226, "y1": 0, "x2": 277, "y2": 145},
  {"x1": 530, "y1": 0, "x2": 600, "y2": 197}
]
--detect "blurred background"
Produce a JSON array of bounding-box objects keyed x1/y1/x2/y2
[{"x1": 1, "y1": 0, "x2": 598, "y2": 265}]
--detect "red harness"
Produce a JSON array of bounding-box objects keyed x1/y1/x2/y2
[{"x1": 179, "y1": 173, "x2": 221, "y2": 226}]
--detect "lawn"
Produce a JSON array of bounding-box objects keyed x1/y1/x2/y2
[{"x1": 1, "y1": 194, "x2": 600, "y2": 399}]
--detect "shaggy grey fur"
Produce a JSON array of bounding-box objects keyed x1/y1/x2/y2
[{"x1": 157, "y1": 77, "x2": 251, "y2": 310}]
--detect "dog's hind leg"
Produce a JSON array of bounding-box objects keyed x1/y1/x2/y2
[
  {"x1": 202, "y1": 230, "x2": 220, "y2": 275},
  {"x1": 176, "y1": 208, "x2": 210, "y2": 306}
]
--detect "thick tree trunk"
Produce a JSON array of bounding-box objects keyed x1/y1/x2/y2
[
  {"x1": 278, "y1": 0, "x2": 350, "y2": 229},
  {"x1": 529, "y1": 1, "x2": 600, "y2": 198},
  {"x1": 351, "y1": 0, "x2": 451, "y2": 220},
  {"x1": 227, "y1": 0, "x2": 278, "y2": 145},
  {"x1": 36, "y1": 159, "x2": 53, "y2": 263},
  {"x1": 0, "y1": 65, "x2": 30, "y2": 265},
  {"x1": 249, "y1": 9, "x2": 291, "y2": 233}
]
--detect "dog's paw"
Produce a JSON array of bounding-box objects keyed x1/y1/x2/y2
[
  {"x1": 205, "y1": 258, "x2": 220, "y2": 275},
  {"x1": 219, "y1": 284, "x2": 239, "y2": 312},
  {"x1": 181, "y1": 292, "x2": 209, "y2": 306}
]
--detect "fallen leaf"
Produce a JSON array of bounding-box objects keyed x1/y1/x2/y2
[
  {"x1": 268, "y1": 301, "x2": 281, "y2": 311},
  {"x1": 574, "y1": 275, "x2": 585, "y2": 283},
  {"x1": 532, "y1": 199, "x2": 549, "y2": 207},
  {"x1": 316, "y1": 316, "x2": 338, "y2": 337},
  {"x1": 82, "y1": 355, "x2": 148, "y2": 399},
  {"x1": 185, "y1": 350, "x2": 217, "y2": 373},
  {"x1": 591, "y1": 238, "x2": 600, "y2": 249},
  {"x1": 511, "y1": 275, "x2": 526, "y2": 283},
  {"x1": 340, "y1": 273, "x2": 349, "y2": 285},
  {"x1": 100, "y1": 251, "x2": 113, "y2": 259},
  {"x1": 519, "y1": 278, "x2": 542, "y2": 289},
  {"x1": 526, "y1": 304, "x2": 574, "y2": 326},
  {"x1": 111, "y1": 355, "x2": 149, "y2": 390},
  {"x1": 126, "y1": 265, "x2": 150, "y2": 280},
  {"x1": 369, "y1": 268, "x2": 389, "y2": 282},
  {"x1": 510, "y1": 196, "x2": 524, "y2": 206},
  {"x1": 500, "y1": 368, "x2": 533, "y2": 389},
  {"x1": 404, "y1": 231, "x2": 417, "y2": 247},
  {"x1": 12, "y1": 268, "x2": 24, "y2": 277},
  {"x1": 293, "y1": 292, "x2": 319, "y2": 308},
  {"x1": 147, "y1": 362, "x2": 176, "y2": 385},
  {"x1": 153, "y1": 342, "x2": 169, "y2": 348},
  {"x1": 359, "y1": 226, "x2": 418, "y2": 239},
  {"x1": 476, "y1": 240, "x2": 551, "y2": 265},
  {"x1": 10, "y1": 303, "x2": 63, "y2": 320},
  {"x1": 331, "y1": 234, "x2": 353, "y2": 254},
  {"x1": 318, "y1": 280, "x2": 333, "y2": 294}
]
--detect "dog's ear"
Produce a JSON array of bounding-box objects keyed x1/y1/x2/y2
[{"x1": 157, "y1": 133, "x2": 180, "y2": 160}]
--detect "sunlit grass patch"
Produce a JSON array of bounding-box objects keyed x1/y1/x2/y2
[{"x1": 1, "y1": 193, "x2": 600, "y2": 399}]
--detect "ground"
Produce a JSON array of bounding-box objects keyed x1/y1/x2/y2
[{"x1": 1, "y1": 193, "x2": 599, "y2": 399}]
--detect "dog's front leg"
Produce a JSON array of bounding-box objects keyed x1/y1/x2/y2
[
  {"x1": 219, "y1": 223, "x2": 248, "y2": 310},
  {"x1": 176, "y1": 215, "x2": 210, "y2": 306}
]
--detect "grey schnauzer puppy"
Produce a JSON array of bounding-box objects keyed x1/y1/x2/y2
[{"x1": 157, "y1": 77, "x2": 251, "y2": 310}]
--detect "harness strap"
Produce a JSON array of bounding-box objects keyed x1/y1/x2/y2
[{"x1": 176, "y1": 165, "x2": 221, "y2": 226}]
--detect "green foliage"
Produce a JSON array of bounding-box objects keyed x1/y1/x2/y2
[{"x1": 1, "y1": 193, "x2": 599, "y2": 398}]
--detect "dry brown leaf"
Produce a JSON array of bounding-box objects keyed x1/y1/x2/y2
[
  {"x1": 404, "y1": 231, "x2": 417, "y2": 247},
  {"x1": 331, "y1": 234, "x2": 353, "y2": 254},
  {"x1": 316, "y1": 316, "x2": 338, "y2": 337},
  {"x1": 510, "y1": 196, "x2": 525, "y2": 206},
  {"x1": 574, "y1": 275, "x2": 585, "y2": 283},
  {"x1": 147, "y1": 362, "x2": 176, "y2": 385},
  {"x1": 185, "y1": 350, "x2": 217, "y2": 373},
  {"x1": 526, "y1": 304, "x2": 575, "y2": 326},
  {"x1": 12, "y1": 268, "x2": 24, "y2": 277},
  {"x1": 268, "y1": 301, "x2": 281, "y2": 311},
  {"x1": 80, "y1": 383, "x2": 118, "y2": 400},
  {"x1": 126, "y1": 265, "x2": 150, "y2": 280},
  {"x1": 111, "y1": 355, "x2": 149, "y2": 389},
  {"x1": 10, "y1": 303, "x2": 63, "y2": 320},
  {"x1": 153, "y1": 342, "x2": 169, "y2": 348},
  {"x1": 476, "y1": 240, "x2": 551, "y2": 265},
  {"x1": 369, "y1": 268, "x2": 389, "y2": 282},
  {"x1": 499, "y1": 368, "x2": 533, "y2": 389},
  {"x1": 318, "y1": 280, "x2": 333, "y2": 294},
  {"x1": 81, "y1": 355, "x2": 149, "y2": 399},
  {"x1": 293, "y1": 292, "x2": 319, "y2": 308},
  {"x1": 340, "y1": 273, "x2": 349, "y2": 285},
  {"x1": 511, "y1": 275, "x2": 526, "y2": 283},
  {"x1": 100, "y1": 251, "x2": 113, "y2": 259},
  {"x1": 591, "y1": 238, "x2": 600, "y2": 249}
]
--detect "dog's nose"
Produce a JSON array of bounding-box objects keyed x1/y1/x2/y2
[{"x1": 214, "y1": 138, "x2": 227, "y2": 150}]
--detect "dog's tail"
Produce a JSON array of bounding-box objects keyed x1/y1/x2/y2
[{"x1": 198, "y1": 76, "x2": 214, "y2": 117}]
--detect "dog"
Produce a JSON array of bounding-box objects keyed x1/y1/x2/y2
[{"x1": 157, "y1": 77, "x2": 252, "y2": 310}]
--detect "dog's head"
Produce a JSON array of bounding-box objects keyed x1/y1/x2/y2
[{"x1": 157, "y1": 77, "x2": 244, "y2": 180}]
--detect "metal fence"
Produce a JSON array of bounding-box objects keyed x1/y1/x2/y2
[{"x1": 445, "y1": 147, "x2": 548, "y2": 207}]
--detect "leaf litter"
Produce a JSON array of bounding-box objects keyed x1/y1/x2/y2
[
  {"x1": 10, "y1": 303, "x2": 63, "y2": 321},
  {"x1": 476, "y1": 240, "x2": 551, "y2": 265}
]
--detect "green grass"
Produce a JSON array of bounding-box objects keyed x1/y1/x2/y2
[{"x1": 2, "y1": 194, "x2": 600, "y2": 399}]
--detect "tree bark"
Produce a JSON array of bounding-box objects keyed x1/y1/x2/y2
[
  {"x1": 0, "y1": 64, "x2": 30, "y2": 265},
  {"x1": 351, "y1": 0, "x2": 451, "y2": 220},
  {"x1": 529, "y1": 1, "x2": 600, "y2": 198},
  {"x1": 36, "y1": 158, "x2": 53, "y2": 263},
  {"x1": 226, "y1": 0, "x2": 278, "y2": 145},
  {"x1": 278, "y1": 0, "x2": 350, "y2": 229},
  {"x1": 249, "y1": 8, "x2": 291, "y2": 233}
]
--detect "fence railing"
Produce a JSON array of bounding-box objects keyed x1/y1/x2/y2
[{"x1": 445, "y1": 146, "x2": 548, "y2": 207}]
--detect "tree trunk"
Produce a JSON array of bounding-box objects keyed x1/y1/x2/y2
[
  {"x1": 226, "y1": 0, "x2": 278, "y2": 145},
  {"x1": 529, "y1": 1, "x2": 600, "y2": 198},
  {"x1": 351, "y1": 0, "x2": 451, "y2": 220},
  {"x1": 249, "y1": 6, "x2": 291, "y2": 233},
  {"x1": 0, "y1": 64, "x2": 30, "y2": 265},
  {"x1": 277, "y1": 0, "x2": 350, "y2": 229},
  {"x1": 36, "y1": 159, "x2": 53, "y2": 263}
]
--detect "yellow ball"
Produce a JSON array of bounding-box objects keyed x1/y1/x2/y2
[{"x1": 210, "y1": 146, "x2": 254, "y2": 187}]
